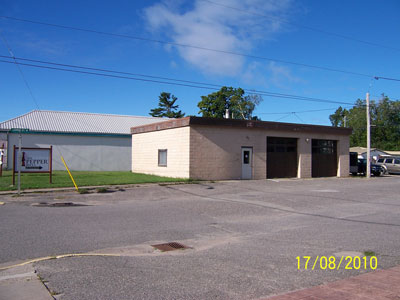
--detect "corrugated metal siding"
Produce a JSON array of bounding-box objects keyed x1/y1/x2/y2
[{"x1": 0, "y1": 110, "x2": 166, "y2": 134}]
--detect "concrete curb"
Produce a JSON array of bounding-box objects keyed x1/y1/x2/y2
[{"x1": 0, "y1": 181, "x2": 193, "y2": 196}]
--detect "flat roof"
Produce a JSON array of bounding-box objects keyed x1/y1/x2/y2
[{"x1": 131, "y1": 116, "x2": 352, "y2": 135}]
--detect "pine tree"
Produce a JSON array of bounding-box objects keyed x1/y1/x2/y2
[{"x1": 149, "y1": 92, "x2": 185, "y2": 118}]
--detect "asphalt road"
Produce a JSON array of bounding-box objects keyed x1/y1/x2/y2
[{"x1": 1, "y1": 176, "x2": 400, "y2": 299}]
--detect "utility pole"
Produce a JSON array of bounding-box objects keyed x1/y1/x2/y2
[
  {"x1": 366, "y1": 92, "x2": 371, "y2": 178},
  {"x1": 344, "y1": 115, "x2": 347, "y2": 127}
]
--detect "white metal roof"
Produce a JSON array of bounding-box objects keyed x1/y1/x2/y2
[{"x1": 0, "y1": 110, "x2": 166, "y2": 135}]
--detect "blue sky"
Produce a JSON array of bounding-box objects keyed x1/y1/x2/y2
[{"x1": 1, "y1": 0, "x2": 399, "y2": 125}]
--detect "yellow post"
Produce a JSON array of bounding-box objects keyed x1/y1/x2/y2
[{"x1": 60, "y1": 156, "x2": 79, "y2": 192}]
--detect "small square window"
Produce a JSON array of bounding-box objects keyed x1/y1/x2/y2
[{"x1": 158, "y1": 149, "x2": 167, "y2": 167}]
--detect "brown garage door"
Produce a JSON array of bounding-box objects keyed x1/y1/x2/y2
[
  {"x1": 312, "y1": 139, "x2": 337, "y2": 177},
  {"x1": 267, "y1": 137, "x2": 298, "y2": 178}
]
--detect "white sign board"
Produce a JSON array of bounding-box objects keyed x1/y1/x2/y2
[
  {"x1": 0, "y1": 141, "x2": 6, "y2": 168},
  {"x1": 14, "y1": 148, "x2": 51, "y2": 172}
]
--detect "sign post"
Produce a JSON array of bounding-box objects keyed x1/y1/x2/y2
[
  {"x1": 12, "y1": 145, "x2": 15, "y2": 186},
  {"x1": 10, "y1": 128, "x2": 29, "y2": 194}
]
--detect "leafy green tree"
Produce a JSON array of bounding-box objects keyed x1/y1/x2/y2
[
  {"x1": 347, "y1": 99, "x2": 369, "y2": 147},
  {"x1": 329, "y1": 106, "x2": 349, "y2": 127},
  {"x1": 197, "y1": 86, "x2": 262, "y2": 119},
  {"x1": 329, "y1": 95, "x2": 400, "y2": 150},
  {"x1": 149, "y1": 92, "x2": 185, "y2": 118},
  {"x1": 373, "y1": 96, "x2": 400, "y2": 149}
]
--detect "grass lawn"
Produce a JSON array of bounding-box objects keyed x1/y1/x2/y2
[{"x1": 0, "y1": 170, "x2": 187, "y2": 191}]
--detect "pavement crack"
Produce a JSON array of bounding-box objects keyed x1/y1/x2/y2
[{"x1": 36, "y1": 271, "x2": 57, "y2": 300}]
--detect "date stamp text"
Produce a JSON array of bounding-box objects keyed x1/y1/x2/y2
[{"x1": 296, "y1": 256, "x2": 377, "y2": 270}]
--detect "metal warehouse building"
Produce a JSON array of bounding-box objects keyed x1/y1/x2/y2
[
  {"x1": 0, "y1": 110, "x2": 163, "y2": 171},
  {"x1": 131, "y1": 117, "x2": 352, "y2": 180}
]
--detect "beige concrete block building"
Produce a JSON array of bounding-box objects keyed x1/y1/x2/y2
[{"x1": 131, "y1": 117, "x2": 352, "y2": 180}]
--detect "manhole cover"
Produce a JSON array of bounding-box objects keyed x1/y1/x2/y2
[
  {"x1": 33, "y1": 202, "x2": 88, "y2": 207},
  {"x1": 151, "y1": 242, "x2": 191, "y2": 252}
]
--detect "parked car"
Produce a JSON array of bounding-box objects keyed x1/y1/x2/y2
[
  {"x1": 357, "y1": 159, "x2": 384, "y2": 176},
  {"x1": 376, "y1": 157, "x2": 400, "y2": 174}
]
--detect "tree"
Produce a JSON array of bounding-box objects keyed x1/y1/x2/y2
[
  {"x1": 347, "y1": 99, "x2": 369, "y2": 147},
  {"x1": 329, "y1": 95, "x2": 400, "y2": 150},
  {"x1": 149, "y1": 92, "x2": 185, "y2": 118},
  {"x1": 197, "y1": 86, "x2": 262, "y2": 120},
  {"x1": 373, "y1": 95, "x2": 400, "y2": 149},
  {"x1": 329, "y1": 106, "x2": 349, "y2": 127}
]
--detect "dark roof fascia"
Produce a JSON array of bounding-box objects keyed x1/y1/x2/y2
[
  {"x1": 1, "y1": 130, "x2": 131, "y2": 138},
  {"x1": 131, "y1": 116, "x2": 352, "y2": 136}
]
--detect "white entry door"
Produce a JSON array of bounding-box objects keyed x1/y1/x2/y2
[{"x1": 241, "y1": 147, "x2": 253, "y2": 179}]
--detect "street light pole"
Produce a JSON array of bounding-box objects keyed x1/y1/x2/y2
[{"x1": 366, "y1": 92, "x2": 371, "y2": 179}]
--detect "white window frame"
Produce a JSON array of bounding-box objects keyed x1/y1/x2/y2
[{"x1": 158, "y1": 149, "x2": 167, "y2": 167}]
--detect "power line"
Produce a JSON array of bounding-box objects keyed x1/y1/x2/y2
[
  {"x1": 375, "y1": 76, "x2": 400, "y2": 82},
  {"x1": 258, "y1": 107, "x2": 349, "y2": 115},
  {"x1": 271, "y1": 112, "x2": 307, "y2": 123},
  {"x1": 0, "y1": 33, "x2": 41, "y2": 110},
  {"x1": 0, "y1": 59, "x2": 225, "y2": 89},
  {"x1": 0, "y1": 54, "x2": 222, "y2": 89},
  {"x1": 0, "y1": 15, "x2": 375, "y2": 78},
  {"x1": 292, "y1": 113, "x2": 305, "y2": 123},
  {"x1": 0, "y1": 56, "x2": 356, "y2": 105},
  {"x1": 273, "y1": 114, "x2": 292, "y2": 122},
  {"x1": 200, "y1": 0, "x2": 400, "y2": 52}
]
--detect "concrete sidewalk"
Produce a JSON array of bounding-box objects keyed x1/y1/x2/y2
[
  {"x1": 0, "y1": 264, "x2": 53, "y2": 300},
  {"x1": 266, "y1": 265, "x2": 400, "y2": 300}
]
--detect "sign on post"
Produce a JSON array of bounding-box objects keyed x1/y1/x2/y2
[{"x1": 12, "y1": 146, "x2": 53, "y2": 185}]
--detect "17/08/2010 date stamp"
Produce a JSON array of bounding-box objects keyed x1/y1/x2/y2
[{"x1": 297, "y1": 256, "x2": 377, "y2": 270}]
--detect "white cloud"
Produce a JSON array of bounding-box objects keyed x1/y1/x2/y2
[
  {"x1": 267, "y1": 61, "x2": 304, "y2": 88},
  {"x1": 242, "y1": 61, "x2": 269, "y2": 87},
  {"x1": 17, "y1": 37, "x2": 71, "y2": 56},
  {"x1": 143, "y1": 0, "x2": 293, "y2": 76},
  {"x1": 241, "y1": 61, "x2": 303, "y2": 89}
]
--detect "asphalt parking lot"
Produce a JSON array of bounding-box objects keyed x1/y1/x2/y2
[{"x1": 0, "y1": 176, "x2": 400, "y2": 299}]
